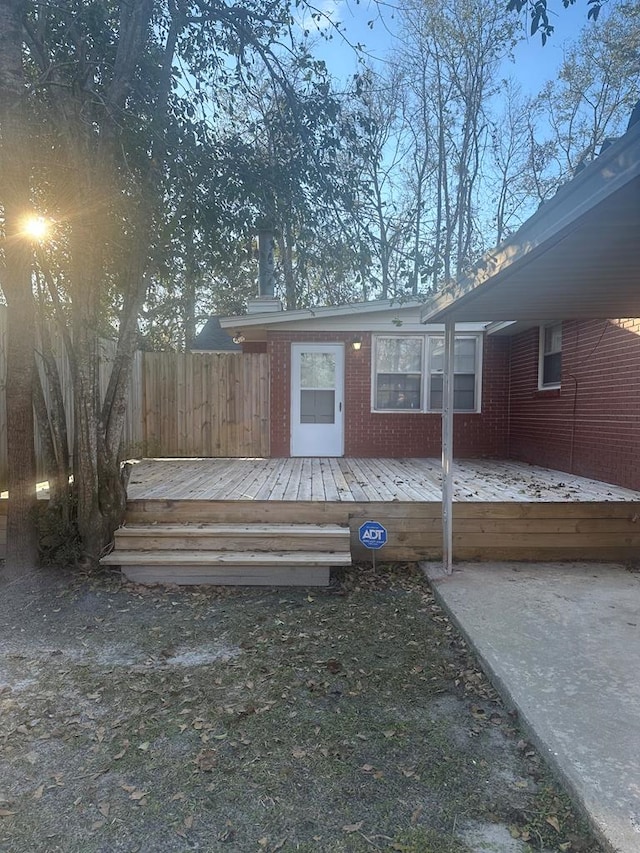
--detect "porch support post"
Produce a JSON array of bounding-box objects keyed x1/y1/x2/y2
[{"x1": 442, "y1": 318, "x2": 455, "y2": 574}]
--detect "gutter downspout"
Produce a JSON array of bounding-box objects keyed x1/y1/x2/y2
[{"x1": 442, "y1": 318, "x2": 455, "y2": 573}]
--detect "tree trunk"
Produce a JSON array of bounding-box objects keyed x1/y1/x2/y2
[{"x1": 0, "y1": 0, "x2": 39, "y2": 575}]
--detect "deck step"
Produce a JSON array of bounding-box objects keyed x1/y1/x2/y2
[
  {"x1": 114, "y1": 523, "x2": 350, "y2": 552},
  {"x1": 101, "y1": 549, "x2": 350, "y2": 565},
  {"x1": 101, "y1": 549, "x2": 351, "y2": 587},
  {"x1": 103, "y1": 520, "x2": 352, "y2": 587}
]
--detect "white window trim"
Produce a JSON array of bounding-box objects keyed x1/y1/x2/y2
[
  {"x1": 371, "y1": 333, "x2": 483, "y2": 414},
  {"x1": 538, "y1": 323, "x2": 562, "y2": 390}
]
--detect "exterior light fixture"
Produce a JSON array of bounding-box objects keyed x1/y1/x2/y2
[
  {"x1": 232, "y1": 332, "x2": 246, "y2": 344},
  {"x1": 351, "y1": 336, "x2": 363, "y2": 351}
]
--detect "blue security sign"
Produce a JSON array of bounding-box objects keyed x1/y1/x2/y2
[{"x1": 358, "y1": 520, "x2": 388, "y2": 550}]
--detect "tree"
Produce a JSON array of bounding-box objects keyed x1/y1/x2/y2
[
  {"x1": 528, "y1": 2, "x2": 640, "y2": 192},
  {"x1": 0, "y1": 0, "x2": 39, "y2": 574},
  {"x1": 0, "y1": 0, "x2": 349, "y2": 569},
  {"x1": 226, "y1": 58, "x2": 364, "y2": 309},
  {"x1": 397, "y1": 0, "x2": 518, "y2": 285},
  {"x1": 342, "y1": 67, "x2": 416, "y2": 299}
]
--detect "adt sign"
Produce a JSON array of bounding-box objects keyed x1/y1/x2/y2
[{"x1": 358, "y1": 520, "x2": 387, "y2": 550}]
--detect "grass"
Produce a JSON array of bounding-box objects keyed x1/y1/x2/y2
[{"x1": 0, "y1": 562, "x2": 603, "y2": 852}]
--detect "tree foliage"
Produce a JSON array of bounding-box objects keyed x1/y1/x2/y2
[{"x1": 507, "y1": 0, "x2": 605, "y2": 44}]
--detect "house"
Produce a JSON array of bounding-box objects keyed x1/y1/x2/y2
[
  {"x1": 421, "y1": 113, "x2": 640, "y2": 495},
  {"x1": 219, "y1": 298, "x2": 508, "y2": 460},
  {"x1": 219, "y1": 118, "x2": 640, "y2": 495},
  {"x1": 102, "y1": 116, "x2": 640, "y2": 584}
]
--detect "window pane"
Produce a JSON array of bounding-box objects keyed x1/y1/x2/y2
[
  {"x1": 429, "y1": 337, "x2": 476, "y2": 374},
  {"x1": 300, "y1": 353, "x2": 335, "y2": 389},
  {"x1": 454, "y1": 338, "x2": 476, "y2": 374},
  {"x1": 377, "y1": 338, "x2": 422, "y2": 373},
  {"x1": 544, "y1": 324, "x2": 562, "y2": 354},
  {"x1": 543, "y1": 352, "x2": 561, "y2": 385},
  {"x1": 376, "y1": 374, "x2": 421, "y2": 409},
  {"x1": 454, "y1": 374, "x2": 476, "y2": 410},
  {"x1": 429, "y1": 374, "x2": 476, "y2": 411},
  {"x1": 430, "y1": 375, "x2": 443, "y2": 410},
  {"x1": 429, "y1": 338, "x2": 444, "y2": 373}
]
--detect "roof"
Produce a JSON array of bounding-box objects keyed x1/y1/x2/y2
[
  {"x1": 220, "y1": 297, "x2": 487, "y2": 340},
  {"x1": 192, "y1": 316, "x2": 242, "y2": 352},
  {"x1": 220, "y1": 298, "x2": 423, "y2": 328},
  {"x1": 421, "y1": 120, "x2": 640, "y2": 324}
]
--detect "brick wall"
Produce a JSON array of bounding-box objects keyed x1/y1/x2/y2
[
  {"x1": 269, "y1": 330, "x2": 510, "y2": 458},
  {"x1": 508, "y1": 319, "x2": 640, "y2": 490}
]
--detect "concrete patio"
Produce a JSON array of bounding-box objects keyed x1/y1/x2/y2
[{"x1": 424, "y1": 560, "x2": 640, "y2": 853}]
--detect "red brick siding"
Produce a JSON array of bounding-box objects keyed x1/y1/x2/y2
[
  {"x1": 508, "y1": 319, "x2": 640, "y2": 490},
  {"x1": 269, "y1": 331, "x2": 510, "y2": 458},
  {"x1": 241, "y1": 341, "x2": 267, "y2": 353}
]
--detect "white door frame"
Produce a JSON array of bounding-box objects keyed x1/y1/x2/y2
[{"x1": 290, "y1": 343, "x2": 345, "y2": 457}]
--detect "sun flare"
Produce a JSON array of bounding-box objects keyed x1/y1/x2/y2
[{"x1": 21, "y1": 214, "x2": 51, "y2": 241}]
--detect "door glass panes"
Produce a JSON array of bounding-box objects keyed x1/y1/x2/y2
[
  {"x1": 301, "y1": 390, "x2": 335, "y2": 423},
  {"x1": 299, "y1": 352, "x2": 336, "y2": 424},
  {"x1": 300, "y1": 352, "x2": 335, "y2": 388}
]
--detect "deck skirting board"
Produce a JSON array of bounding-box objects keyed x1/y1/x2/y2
[{"x1": 123, "y1": 499, "x2": 640, "y2": 563}]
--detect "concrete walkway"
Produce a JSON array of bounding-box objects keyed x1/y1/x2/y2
[{"x1": 424, "y1": 561, "x2": 640, "y2": 853}]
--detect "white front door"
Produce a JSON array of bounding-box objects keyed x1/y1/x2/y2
[{"x1": 291, "y1": 343, "x2": 344, "y2": 457}]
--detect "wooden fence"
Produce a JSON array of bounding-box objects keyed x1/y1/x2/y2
[
  {"x1": 142, "y1": 352, "x2": 270, "y2": 458},
  {"x1": 0, "y1": 306, "x2": 270, "y2": 485}
]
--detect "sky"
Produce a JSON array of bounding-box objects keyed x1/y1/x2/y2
[{"x1": 304, "y1": 0, "x2": 599, "y2": 98}]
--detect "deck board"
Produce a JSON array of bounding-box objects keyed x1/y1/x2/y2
[{"x1": 125, "y1": 457, "x2": 640, "y2": 504}]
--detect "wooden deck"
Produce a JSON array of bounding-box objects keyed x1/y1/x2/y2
[
  {"x1": 122, "y1": 458, "x2": 640, "y2": 564},
  {"x1": 127, "y1": 457, "x2": 640, "y2": 503}
]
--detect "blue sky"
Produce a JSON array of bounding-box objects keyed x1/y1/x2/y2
[{"x1": 306, "y1": 0, "x2": 598, "y2": 97}]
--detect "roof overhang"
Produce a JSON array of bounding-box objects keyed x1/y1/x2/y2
[
  {"x1": 220, "y1": 298, "x2": 423, "y2": 329},
  {"x1": 219, "y1": 298, "x2": 487, "y2": 341},
  {"x1": 422, "y1": 121, "x2": 640, "y2": 324}
]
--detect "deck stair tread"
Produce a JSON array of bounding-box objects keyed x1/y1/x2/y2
[
  {"x1": 117, "y1": 523, "x2": 348, "y2": 535},
  {"x1": 112, "y1": 522, "x2": 350, "y2": 554},
  {"x1": 101, "y1": 549, "x2": 351, "y2": 566}
]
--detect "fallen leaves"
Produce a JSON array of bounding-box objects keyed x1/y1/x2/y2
[
  {"x1": 0, "y1": 567, "x2": 603, "y2": 853},
  {"x1": 194, "y1": 748, "x2": 217, "y2": 772},
  {"x1": 341, "y1": 821, "x2": 363, "y2": 833},
  {"x1": 546, "y1": 814, "x2": 561, "y2": 833},
  {"x1": 129, "y1": 790, "x2": 148, "y2": 801}
]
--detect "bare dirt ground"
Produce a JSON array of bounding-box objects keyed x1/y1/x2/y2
[{"x1": 0, "y1": 563, "x2": 604, "y2": 853}]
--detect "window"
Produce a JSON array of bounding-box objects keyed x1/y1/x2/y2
[
  {"x1": 428, "y1": 336, "x2": 478, "y2": 411},
  {"x1": 539, "y1": 323, "x2": 562, "y2": 388},
  {"x1": 374, "y1": 337, "x2": 423, "y2": 409},
  {"x1": 372, "y1": 334, "x2": 482, "y2": 413}
]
